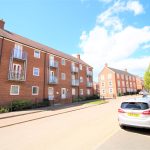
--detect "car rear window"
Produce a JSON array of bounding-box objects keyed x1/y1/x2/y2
[{"x1": 121, "y1": 102, "x2": 149, "y2": 110}]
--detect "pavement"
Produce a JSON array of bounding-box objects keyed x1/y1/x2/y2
[{"x1": 0, "y1": 100, "x2": 107, "y2": 128}]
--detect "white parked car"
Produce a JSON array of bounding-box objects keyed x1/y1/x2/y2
[{"x1": 118, "y1": 97, "x2": 150, "y2": 129}]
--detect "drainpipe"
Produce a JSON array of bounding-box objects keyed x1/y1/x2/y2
[
  {"x1": 0, "y1": 37, "x2": 4, "y2": 65},
  {"x1": 43, "y1": 52, "x2": 46, "y2": 100}
]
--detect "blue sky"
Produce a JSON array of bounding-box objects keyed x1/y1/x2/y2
[{"x1": 0, "y1": 0, "x2": 150, "y2": 81}]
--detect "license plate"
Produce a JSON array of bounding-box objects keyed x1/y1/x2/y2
[{"x1": 128, "y1": 113, "x2": 140, "y2": 117}]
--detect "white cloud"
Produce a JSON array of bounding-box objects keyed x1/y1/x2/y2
[
  {"x1": 127, "y1": 0, "x2": 144, "y2": 15},
  {"x1": 97, "y1": 0, "x2": 144, "y2": 31},
  {"x1": 79, "y1": 25, "x2": 150, "y2": 81}
]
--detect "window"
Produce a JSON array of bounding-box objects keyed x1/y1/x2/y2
[
  {"x1": 10, "y1": 85, "x2": 20, "y2": 95},
  {"x1": 126, "y1": 75, "x2": 128, "y2": 80},
  {"x1": 13, "y1": 43, "x2": 23, "y2": 59},
  {"x1": 108, "y1": 73, "x2": 112, "y2": 79},
  {"x1": 33, "y1": 67, "x2": 39, "y2": 76},
  {"x1": 109, "y1": 81, "x2": 112, "y2": 87},
  {"x1": 72, "y1": 88, "x2": 75, "y2": 95},
  {"x1": 101, "y1": 75, "x2": 105, "y2": 80},
  {"x1": 34, "y1": 50, "x2": 40, "y2": 58},
  {"x1": 61, "y1": 73, "x2": 66, "y2": 80},
  {"x1": 79, "y1": 64, "x2": 82, "y2": 70},
  {"x1": 101, "y1": 89, "x2": 105, "y2": 94},
  {"x1": 101, "y1": 82, "x2": 105, "y2": 87},
  {"x1": 109, "y1": 88, "x2": 113, "y2": 94},
  {"x1": 80, "y1": 76, "x2": 83, "y2": 83},
  {"x1": 117, "y1": 80, "x2": 120, "y2": 87},
  {"x1": 32, "y1": 86, "x2": 39, "y2": 95},
  {"x1": 130, "y1": 82, "x2": 132, "y2": 87},
  {"x1": 87, "y1": 89, "x2": 90, "y2": 95},
  {"x1": 80, "y1": 89, "x2": 83, "y2": 95},
  {"x1": 61, "y1": 58, "x2": 66, "y2": 65}
]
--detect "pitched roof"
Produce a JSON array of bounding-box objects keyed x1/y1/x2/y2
[
  {"x1": 0, "y1": 28, "x2": 92, "y2": 67},
  {"x1": 108, "y1": 67, "x2": 135, "y2": 76}
]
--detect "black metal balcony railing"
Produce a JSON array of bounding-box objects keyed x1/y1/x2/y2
[
  {"x1": 87, "y1": 82, "x2": 93, "y2": 87},
  {"x1": 49, "y1": 76, "x2": 58, "y2": 84},
  {"x1": 8, "y1": 70, "x2": 25, "y2": 81},
  {"x1": 49, "y1": 60, "x2": 58, "y2": 68},
  {"x1": 12, "y1": 49, "x2": 27, "y2": 60},
  {"x1": 72, "y1": 79, "x2": 79, "y2": 86},
  {"x1": 71, "y1": 66, "x2": 79, "y2": 73}
]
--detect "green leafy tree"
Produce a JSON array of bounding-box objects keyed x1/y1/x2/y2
[{"x1": 144, "y1": 64, "x2": 150, "y2": 92}]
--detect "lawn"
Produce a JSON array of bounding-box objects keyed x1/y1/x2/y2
[{"x1": 85, "y1": 99, "x2": 108, "y2": 105}]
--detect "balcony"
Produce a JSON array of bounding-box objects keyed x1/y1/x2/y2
[
  {"x1": 87, "y1": 82, "x2": 93, "y2": 87},
  {"x1": 72, "y1": 79, "x2": 79, "y2": 86},
  {"x1": 12, "y1": 49, "x2": 27, "y2": 61},
  {"x1": 49, "y1": 60, "x2": 58, "y2": 68},
  {"x1": 87, "y1": 70, "x2": 93, "y2": 76},
  {"x1": 71, "y1": 66, "x2": 79, "y2": 73},
  {"x1": 8, "y1": 70, "x2": 25, "y2": 81},
  {"x1": 49, "y1": 76, "x2": 58, "y2": 84}
]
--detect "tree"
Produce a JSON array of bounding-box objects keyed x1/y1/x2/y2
[{"x1": 144, "y1": 64, "x2": 150, "y2": 92}]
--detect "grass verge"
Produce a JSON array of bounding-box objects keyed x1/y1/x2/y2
[{"x1": 85, "y1": 99, "x2": 108, "y2": 105}]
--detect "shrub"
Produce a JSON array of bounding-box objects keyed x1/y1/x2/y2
[
  {"x1": 10, "y1": 100, "x2": 33, "y2": 111},
  {"x1": 0, "y1": 107, "x2": 9, "y2": 113}
]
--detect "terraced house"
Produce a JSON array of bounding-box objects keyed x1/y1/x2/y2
[
  {"x1": 0, "y1": 20, "x2": 93, "y2": 106},
  {"x1": 99, "y1": 64, "x2": 138, "y2": 98}
]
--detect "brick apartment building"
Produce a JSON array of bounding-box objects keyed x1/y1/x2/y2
[
  {"x1": 98, "y1": 64, "x2": 138, "y2": 98},
  {"x1": 93, "y1": 82, "x2": 100, "y2": 96},
  {"x1": 136, "y1": 75, "x2": 144, "y2": 92},
  {"x1": 0, "y1": 20, "x2": 93, "y2": 105}
]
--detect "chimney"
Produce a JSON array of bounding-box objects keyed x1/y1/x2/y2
[
  {"x1": 0, "y1": 19, "x2": 5, "y2": 29},
  {"x1": 77, "y1": 54, "x2": 80, "y2": 60},
  {"x1": 125, "y1": 68, "x2": 127, "y2": 72},
  {"x1": 105, "y1": 63, "x2": 108, "y2": 67}
]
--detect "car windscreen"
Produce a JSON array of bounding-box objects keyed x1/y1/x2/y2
[{"x1": 121, "y1": 102, "x2": 149, "y2": 110}]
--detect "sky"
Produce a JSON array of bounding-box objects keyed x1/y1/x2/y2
[{"x1": 0, "y1": 0, "x2": 150, "y2": 81}]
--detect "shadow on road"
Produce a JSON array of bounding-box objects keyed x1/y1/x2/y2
[{"x1": 124, "y1": 127, "x2": 150, "y2": 136}]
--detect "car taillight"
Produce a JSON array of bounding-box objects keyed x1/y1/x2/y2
[
  {"x1": 118, "y1": 108, "x2": 125, "y2": 113},
  {"x1": 142, "y1": 110, "x2": 150, "y2": 115}
]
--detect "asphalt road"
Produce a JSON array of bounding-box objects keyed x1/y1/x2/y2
[
  {"x1": 96, "y1": 127, "x2": 150, "y2": 150},
  {"x1": 0, "y1": 96, "x2": 149, "y2": 150}
]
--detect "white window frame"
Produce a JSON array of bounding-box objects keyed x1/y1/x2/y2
[
  {"x1": 117, "y1": 80, "x2": 120, "y2": 87},
  {"x1": 79, "y1": 64, "x2": 82, "y2": 70},
  {"x1": 14, "y1": 43, "x2": 23, "y2": 59},
  {"x1": 61, "y1": 73, "x2": 66, "y2": 80},
  {"x1": 109, "y1": 81, "x2": 112, "y2": 87},
  {"x1": 10, "y1": 85, "x2": 20, "y2": 95},
  {"x1": 109, "y1": 88, "x2": 113, "y2": 94},
  {"x1": 80, "y1": 76, "x2": 83, "y2": 83},
  {"x1": 80, "y1": 89, "x2": 83, "y2": 95},
  {"x1": 33, "y1": 67, "x2": 40, "y2": 76},
  {"x1": 61, "y1": 58, "x2": 66, "y2": 66},
  {"x1": 87, "y1": 89, "x2": 90, "y2": 95},
  {"x1": 101, "y1": 89, "x2": 105, "y2": 94},
  {"x1": 34, "y1": 50, "x2": 40, "y2": 58},
  {"x1": 32, "y1": 86, "x2": 39, "y2": 95},
  {"x1": 101, "y1": 82, "x2": 105, "y2": 87}
]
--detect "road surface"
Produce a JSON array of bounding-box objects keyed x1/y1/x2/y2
[{"x1": 0, "y1": 96, "x2": 149, "y2": 150}]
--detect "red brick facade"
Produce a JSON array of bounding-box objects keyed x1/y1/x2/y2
[
  {"x1": 0, "y1": 20, "x2": 93, "y2": 105},
  {"x1": 98, "y1": 64, "x2": 138, "y2": 98}
]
